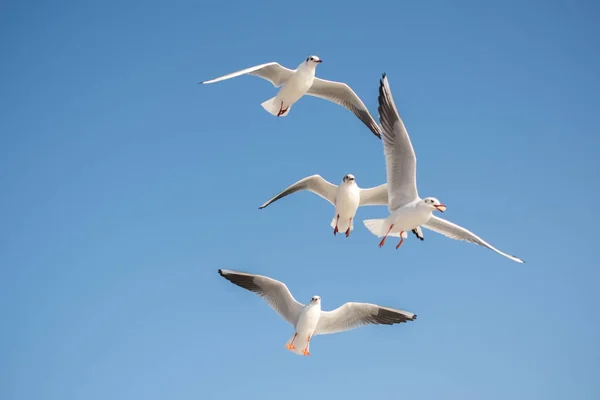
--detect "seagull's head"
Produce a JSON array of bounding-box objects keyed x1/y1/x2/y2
[
  {"x1": 310, "y1": 295, "x2": 321, "y2": 304},
  {"x1": 305, "y1": 55, "x2": 322, "y2": 66},
  {"x1": 342, "y1": 174, "x2": 356, "y2": 184},
  {"x1": 423, "y1": 197, "x2": 446, "y2": 213}
]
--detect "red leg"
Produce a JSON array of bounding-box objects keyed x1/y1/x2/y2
[
  {"x1": 395, "y1": 232, "x2": 405, "y2": 249},
  {"x1": 302, "y1": 336, "x2": 311, "y2": 356},
  {"x1": 345, "y1": 217, "x2": 353, "y2": 237},
  {"x1": 276, "y1": 102, "x2": 288, "y2": 117},
  {"x1": 378, "y1": 224, "x2": 394, "y2": 247},
  {"x1": 333, "y1": 215, "x2": 340, "y2": 235}
]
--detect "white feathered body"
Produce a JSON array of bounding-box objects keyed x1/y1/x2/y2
[
  {"x1": 285, "y1": 301, "x2": 321, "y2": 355},
  {"x1": 330, "y1": 182, "x2": 361, "y2": 232},
  {"x1": 261, "y1": 63, "x2": 316, "y2": 116}
]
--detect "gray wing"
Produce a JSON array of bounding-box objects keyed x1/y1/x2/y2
[
  {"x1": 314, "y1": 302, "x2": 417, "y2": 335},
  {"x1": 358, "y1": 184, "x2": 388, "y2": 206},
  {"x1": 200, "y1": 62, "x2": 294, "y2": 87},
  {"x1": 259, "y1": 174, "x2": 338, "y2": 209},
  {"x1": 306, "y1": 77, "x2": 382, "y2": 139},
  {"x1": 218, "y1": 269, "x2": 305, "y2": 326},
  {"x1": 378, "y1": 74, "x2": 419, "y2": 211},
  {"x1": 422, "y1": 215, "x2": 525, "y2": 263}
]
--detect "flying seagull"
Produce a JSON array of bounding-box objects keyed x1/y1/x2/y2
[
  {"x1": 258, "y1": 173, "x2": 425, "y2": 239},
  {"x1": 218, "y1": 269, "x2": 417, "y2": 356},
  {"x1": 199, "y1": 55, "x2": 382, "y2": 138},
  {"x1": 362, "y1": 74, "x2": 524, "y2": 264}
]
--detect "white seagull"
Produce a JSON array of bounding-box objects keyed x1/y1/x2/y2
[
  {"x1": 218, "y1": 269, "x2": 417, "y2": 356},
  {"x1": 362, "y1": 74, "x2": 524, "y2": 264},
  {"x1": 199, "y1": 55, "x2": 382, "y2": 138},
  {"x1": 258, "y1": 173, "x2": 425, "y2": 239}
]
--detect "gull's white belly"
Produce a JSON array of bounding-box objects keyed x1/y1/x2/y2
[
  {"x1": 295, "y1": 305, "x2": 320, "y2": 336},
  {"x1": 388, "y1": 207, "x2": 432, "y2": 233},
  {"x1": 277, "y1": 72, "x2": 314, "y2": 106},
  {"x1": 335, "y1": 186, "x2": 360, "y2": 218}
]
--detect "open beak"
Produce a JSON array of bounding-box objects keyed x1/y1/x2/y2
[
  {"x1": 315, "y1": 59, "x2": 322, "y2": 63},
  {"x1": 434, "y1": 204, "x2": 447, "y2": 212}
]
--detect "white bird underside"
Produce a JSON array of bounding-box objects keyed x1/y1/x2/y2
[
  {"x1": 218, "y1": 269, "x2": 417, "y2": 351},
  {"x1": 199, "y1": 58, "x2": 382, "y2": 138}
]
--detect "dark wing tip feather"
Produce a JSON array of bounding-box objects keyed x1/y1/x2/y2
[
  {"x1": 218, "y1": 269, "x2": 263, "y2": 295},
  {"x1": 377, "y1": 73, "x2": 398, "y2": 142},
  {"x1": 375, "y1": 307, "x2": 417, "y2": 325}
]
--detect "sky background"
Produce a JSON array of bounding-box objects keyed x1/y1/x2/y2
[{"x1": 1, "y1": 0, "x2": 599, "y2": 399}]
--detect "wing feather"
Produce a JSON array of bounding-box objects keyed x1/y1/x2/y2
[
  {"x1": 258, "y1": 175, "x2": 338, "y2": 209},
  {"x1": 218, "y1": 269, "x2": 305, "y2": 326},
  {"x1": 315, "y1": 302, "x2": 416, "y2": 335},
  {"x1": 307, "y1": 77, "x2": 382, "y2": 138},
  {"x1": 377, "y1": 74, "x2": 419, "y2": 211},
  {"x1": 422, "y1": 215, "x2": 524, "y2": 263},
  {"x1": 358, "y1": 184, "x2": 389, "y2": 206},
  {"x1": 200, "y1": 62, "x2": 294, "y2": 87}
]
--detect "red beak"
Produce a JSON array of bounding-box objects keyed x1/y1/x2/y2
[
  {"x1": 315, "y1": 59, "x2": 322, "y2": 63},
  {"x1": 434, "y1": 204, "x2": 447, "y2": 212}
]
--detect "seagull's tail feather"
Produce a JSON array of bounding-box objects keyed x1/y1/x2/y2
[
  {"x1": 284, "y1": 333, "x2": 309, "y2": 356},
  {"x1": 363, "y1": 219, "x2": 389, "y2": 237},
  {"x1": 364, "y1": 219, "x2": 408, "y2": 238},
  {"x1": 261, "y1": 96, "x2": 291, "y2": 116},
  {"x1": 330, "y1": 216, "x2": 354, "y2": 232}
]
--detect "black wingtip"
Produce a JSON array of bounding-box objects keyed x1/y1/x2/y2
[
  {"x1": 412, "y1": 314, "x2": 417, "y2": 320},
  {"x1": 218, "y1": 269, "x2": 225, "y2": 276}
]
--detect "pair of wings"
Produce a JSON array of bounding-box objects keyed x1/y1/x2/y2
[
  {"x1": 258, "y1": 174, "x2": 387, "y2": 209},
  {"x1": 200, "y1": 61, "x2": 382, "y2": 138},
  {"x1": 377, "y1": 75, "x2": 524, "y2": 263},
  {"x1": 218, "y1": 269, "x2": 416, "y2": 335}
]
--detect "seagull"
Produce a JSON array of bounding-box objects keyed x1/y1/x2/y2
[
  {"x1": 218, "y1": 269, "x2": 416, "y2": 356},
  {"x1": 258, "y1": 173, "x2": 425, "y2": 239},
  {"x1": 362, "y1": 74, "x2": 524, "y2": 264},
  {"x1": 199, "y1": 55, "x2": 382, "y2": 138}
]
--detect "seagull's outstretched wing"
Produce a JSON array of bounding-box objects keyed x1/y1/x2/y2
[
  {"x1": 306, "y1": 78, "x2": 382, "y2": 138},
  {"x1": 200, "y1": 62, "x2": 295, "y2": 87},
  {"x1": 377, "y1": 74, "x2": 419, "y2": 211},
  {"x1": 218, "y1": 269, "x2": 305, "y2": 326},
  {"x1": 422, "y1": 215, "x2": 524, "y2": 263},
  {"x1": 259, "y1": 174, "x2": 338, "y2": 209},
  {"x1": 358, "y1": 184, "x2": 388, "y2": 206},
  {"x1": 314, "y1": 302, "x2": 416, "y2": 335}
]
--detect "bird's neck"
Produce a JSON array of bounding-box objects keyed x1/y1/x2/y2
[{"x1": 297, "y1": 63, "x2": 316, "y2": 75}]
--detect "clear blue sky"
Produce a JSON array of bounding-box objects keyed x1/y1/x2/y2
[{"x1": 1, "y1": 0, "x2": 599, "y2": 399}]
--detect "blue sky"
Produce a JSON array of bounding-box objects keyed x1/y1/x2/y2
[{"x1": 1, "y1": 0, "x2": 599, "y2": 399}]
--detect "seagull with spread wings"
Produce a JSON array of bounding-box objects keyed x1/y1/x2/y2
[
  {"x1": 199, "y1": 55, "x2": 381, "y2": 138},
  {"x1": 363, "y1": 74, "x2": 524, "y2": 263},
  {"x1": 218, "y1": 269, "x2": 417, "y2": 356}
]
